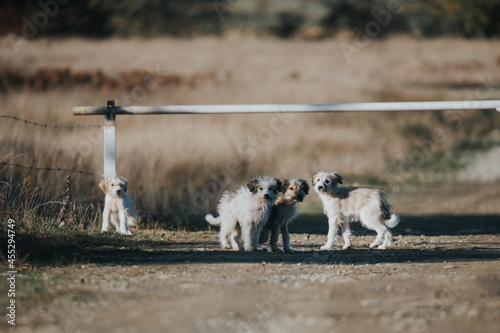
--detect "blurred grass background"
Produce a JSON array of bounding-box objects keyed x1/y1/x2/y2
[
  {"x1": 2, "y1": 0, "x2": 500, "y2": 39},
  {"x1": 0, "y1": 0, "x2": 499, "y2": 237}
]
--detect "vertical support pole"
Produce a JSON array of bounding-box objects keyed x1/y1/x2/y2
[{"x1": 104, "y1": 100, "x2": 117, "y2": 178}]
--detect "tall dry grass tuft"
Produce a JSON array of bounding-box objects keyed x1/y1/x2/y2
[
  {"x1": 0, "y1": 164, "x2": 102, "y2": 236},
  {"x1": 0, "y1": 127, "x2": 103, "y2": 234},
  {"x1": 127, "y1": 157, "x2": 251, "y2": 230}
]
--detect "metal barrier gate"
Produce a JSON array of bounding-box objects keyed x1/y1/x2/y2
[{"x1": 73, "y1": 100, "x2": 500, "y2": 177}]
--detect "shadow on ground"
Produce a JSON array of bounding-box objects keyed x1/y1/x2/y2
[
  {"x1": 5, "y1": 214, "x2": 499, "y2": 267},
  {"x1": 292, "y1": 214, "x2": 500, "y2": 236}
]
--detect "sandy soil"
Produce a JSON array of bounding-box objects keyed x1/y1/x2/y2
[{"x1": 4, "y1": 217, "x2": 500, "y2": 333}]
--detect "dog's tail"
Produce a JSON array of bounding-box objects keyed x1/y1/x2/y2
[
  {"x1": 385, "y1": 213, "x2": 400, "y2": 229},
  {"x1": 205, "y1": 214, "x2": 221, "y2": 226}
]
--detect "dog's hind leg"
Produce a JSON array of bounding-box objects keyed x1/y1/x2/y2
[
  {"x1": 253, "y1": 223, "x2": 268, "y2": 252},
  {"x1": 230, "y1": 223, "x2": 244, "y2": 251},
  {"x1": 378, "y1": 227, "x2": 393, "y2": 249},
  {"x1": 218, "y1": 220, "x2": 233, "y2": 249},
  {"x1": 368, "y1": 223, "x2": 388, "y2": 249},
  {"x1": 269, "y1": 223, "x2": 281, "y2": 252},
  {"x1": 360, "y1": 210, "x2": 386, "y2": 249}
]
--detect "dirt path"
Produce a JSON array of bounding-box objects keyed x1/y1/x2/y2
[{"x1": 4, "y1": 221, "x2": 500, "y2": 333}]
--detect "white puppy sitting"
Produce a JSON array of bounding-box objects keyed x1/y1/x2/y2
[
  {"x1": 99, "y1": 176, "x2": 137, "y2": 235},
  {"x1": 206, "y1": 176, "x2": 282, "y2": 252},
  {"x1": 313, "y1": 171, "x2": 399, "y2": 250}
]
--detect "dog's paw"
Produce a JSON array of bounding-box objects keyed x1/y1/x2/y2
[
  {"x1": 369, "y1": 242, "x2": 379, "y2": 249},
  {"x1": 320, "y1": 245, "x2": 332, "y2": 251},
  {"x1": 284, "y1": 248, "x2": 294, "y2": 253},
  {"x1": 342, "y1": 244, "x2": 351, "y2": 250},
  {"x1": 271, "y1": 247, "x2": 283, "y2": 253},
  {"x1": 377, "y1": 245, "x2": 387, "y2": 250},
  {"x1": 255, "y1": 247, "x2": 268, "y2": 252}
]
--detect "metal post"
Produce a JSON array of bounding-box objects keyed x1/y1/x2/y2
[{"x1": 103, "y1": 100, "x2": 116, "y2": 178}]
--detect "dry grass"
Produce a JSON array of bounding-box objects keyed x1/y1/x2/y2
[{"x1": 1, "y1": 36, "x2": 499, "y2": 230}]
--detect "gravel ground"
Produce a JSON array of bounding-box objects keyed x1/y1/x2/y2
[{"x1": 4, "y1": 227, "x2": 500, "y2": 333}]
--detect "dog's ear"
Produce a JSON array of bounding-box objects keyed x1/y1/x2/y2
[
  {"x1": 120, "y1": 177, "x2": 128, "y2": 192},
  {"x1": 280, "y1": 178, "x2": 289, "y2": 192},
  {"x1": 299, "y1": 179, "x2": 310, "y2": 195},
  {"x1": 99, "y1": 178, "x2": 108, "y2": 193},
  {"x1": 247, "y1": 178, "x2": 259, "y2": 193},
  {"x1": 312, "y1": 173, "x2": 318, "y2": 186},
  {"x1": 332, "y1": 172, "x2": 343, "y2": 184},
  {"x1": 273, "y1": 178, "x2": 283, "y2": 193}
]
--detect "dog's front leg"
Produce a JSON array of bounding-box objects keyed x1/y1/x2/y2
[
  {"x1": 280, "y1": 222, "x2": 293, "y2": 252},
  {"x1": 321, "y1": 216, "x2": 339, "y2": 250},
  {"x1": 119, "y1": 210, "x2": 132, "y2": 235},
  {"x1": 101, "y1": 208, "x2": 110, "y2": 232}
]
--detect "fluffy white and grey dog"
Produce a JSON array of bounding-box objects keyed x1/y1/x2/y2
[
  {"x1": 313, "y1": 171, "x2": 399, "y2": 250},
  {"x1": 205, "y1": 177, "x2": 282, "y2": 252},
  {"x1": 99, "y1": 176, "x2": 137, "y2": 235},
  {"x1": 260, "y1": 178, "x2": 309, "y2": 252}
]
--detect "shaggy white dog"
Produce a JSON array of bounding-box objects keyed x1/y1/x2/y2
[
  {"x1": 99, "y1": 176, "x2": 137, "y2": 235},
  {"x1": 260, "y1": 178, "x2": 309, "y2": 252},
  {"x1": 313, "y1": 171, "x2": 399, "y2": 250},
  {"x1": 206, "y1": 177, "x2": 282, "y2": 252}
]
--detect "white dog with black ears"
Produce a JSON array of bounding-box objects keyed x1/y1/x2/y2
[
  {"x1": 206, "y1": 176, "x2": 282, "y2": 252},
  {"x1": 99, "y1": 176, "x2": 137, "y2": 235},
  {"x1": 313, "y1": 171, "x2": 399, "y2": 250}
]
